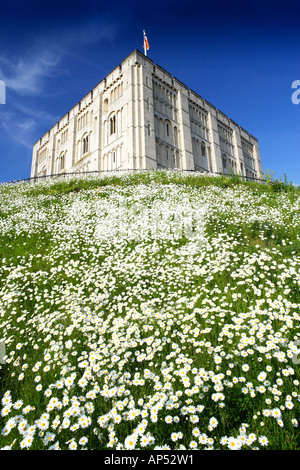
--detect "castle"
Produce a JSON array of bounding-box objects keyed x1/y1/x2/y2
[{"x1": 31, "y1": 49, "x2": 263, "y2": 180}]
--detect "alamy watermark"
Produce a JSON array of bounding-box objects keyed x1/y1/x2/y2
[
  {"x1": 0, "y1": 80, "x2": 6, "y2": 105},
  {"x1": 93, "y1": 198, "x2": 207, "y2": 247},
  {"x1": 291, "y1": 80, "x2": 300, "y2": 105}
]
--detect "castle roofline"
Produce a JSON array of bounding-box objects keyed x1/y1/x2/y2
[{"x1": 33, "y1": 49, "x2": 258, "y2": 146}]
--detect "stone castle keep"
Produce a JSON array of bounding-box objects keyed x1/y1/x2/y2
[{"x1": 31, "y1": 49, "x2": 263, "y2": 179}]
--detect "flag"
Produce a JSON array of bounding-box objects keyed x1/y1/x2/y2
[{"x1": 143, "y1": 30, "x2": 149, "y2": 55}]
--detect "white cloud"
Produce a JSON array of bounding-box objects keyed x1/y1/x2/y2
[
  {"x1": 0, "y1": 18, "x2": 117, "y2": 96},
  {"x1": 0, "y1": 18, "x2": 117, "y2": 150},
  {"x1": 1, "y1": 111, "x2": 36, "y2": 149},
  {"x1": 0, "y1": 51, "x2": 63, "y2": 95}
]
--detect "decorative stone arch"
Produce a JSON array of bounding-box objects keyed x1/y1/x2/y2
[
  {"x1": 94, "y1": 115, "x2": 98, "y2": 133},
  {"x1": 154, "y1": 115, "x2": 159, "y2": 135},
  {"x1": 40, "y1": 165, "x2": 47, "y2": 177},
  {"x1": 103, "y1": 120, "x2": 107, "y2": 147},
  {"x1": 207, "y1": 147, "x2": 212, "y2": 172},
  {"x1": 159, "y1": 118, "x2": 163, "y2": 139},
  {"x1": 75, "y1": 140, "x2": 80, "y2": 162},
  {"x1": 103, "y1": 98, "x2": 109, "y2": 113},
  {"x1": 59, "y1": 151, "x2": 65, "y2": 171},
  {"x1": 82, "y1": 133, "x2": 89, "y2": 155},
  {"x1": 222, "y1": 153, "x2": 227, "y2": 171},
  {"x1": 116, "y1": 109, "x2": 122, "y2": 137},
  {"x1": 201, "y1": 141, "x2": 206, "y2": 157},
  {"x1": 147, "y1": 121, "x2": 151, "y2": 136},
  {"x1": 165, "y1": 119, "x2": 171, "y2": 138},
  {"x1": 108, "y1": 112, "x2": 116, "y2": 136},
  {"x1": 173, "y1": 126, "x2": 178, "y2": 147}
]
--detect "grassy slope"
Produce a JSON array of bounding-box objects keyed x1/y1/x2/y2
[{"x1": 0, "y1": 170, "x2": 299, "y2": 450}]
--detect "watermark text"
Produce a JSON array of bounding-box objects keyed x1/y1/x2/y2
[
  {"x1": 291, "y1": 80, "x2": 300, "y2": 105},
  {"x1": 0, "y1": 80, "x2": 6, "y2": 105}
]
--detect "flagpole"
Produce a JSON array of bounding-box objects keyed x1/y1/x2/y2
[{"x1": 143, "y1": 30, "x2": 147, "y2": 56}]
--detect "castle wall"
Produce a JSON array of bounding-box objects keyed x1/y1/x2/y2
[{"x1": 31, "y1": 50, "x2": 263, "y2": 180}]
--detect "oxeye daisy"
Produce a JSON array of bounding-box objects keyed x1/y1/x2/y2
[
  {"x1": 20, "y1": 434, "x2": 34, "y2": 449},
  {"x1": 68, "y1": 440, "x2": 77, "y2": 450},
  {"x1": 227, "y1": 437, "x2": 241, "y2": 450},
  {"x1": 79, "y1": 436, "x2": 88, "y2": 446},
  {"x1": 165, "y1": 415, "x2": 173, "y2": 424},
  {"x1": 199, "y1": 434, "x2": 208, "y2": 445},
  {"x1": 124, "y1": 435, "x2": 137, "y2": 450},
  {"x1": 258, "y1": 436, "x2": 269, "y2": 446},
  {"x1": 189, "y1": 440, "x2": 198, "y2": 449}
]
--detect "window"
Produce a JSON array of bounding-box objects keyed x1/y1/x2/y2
[
  {"x1": 148, "y1": 123, "x2": 151, "y2": 136},
  {"x1": 83, "y1": 136, "x2": 89, "y2": 154},
  {"x1": 166, "y1": 122, "x2": 170, "y2": 136},
  {"x1": 61, "y1": 153, "x2": 65, "y2": 170},
  {"x1": 174, "y1": 127, "x2": 178, "y2": 147},
  {"x1": 222, "y1": 154, "x2": 227, "y2": 169},
  {"x1": 61, "y1": 130, "x2": 68, "y2": 144},
  {"x1": 201, "y1": 142, "x2": 206, "y2": 157},
  {"x1": 110, "y1": 115, "x2": 116, "y2": 135},
  {"x1": 38, "y1": 148, "x2": 47, "y2": 165}
]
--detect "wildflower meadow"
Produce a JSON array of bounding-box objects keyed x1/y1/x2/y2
[{"x1": 0, "y1": 170, "x2": 299, "y2": 450}]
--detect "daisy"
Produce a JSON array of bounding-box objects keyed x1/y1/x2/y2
[
  {"x1": 209, "y1": 417, "x2": 218, "y2": 428},
  {"x1": 285, "y1": 401, "x2": 294, "y2": 410},
  {"x1": 20, "y1": 434, "x2": 34, "y2": 449},
  {"x1": 13, "y1": 400, "x2": 23, "y2": 410},
  {"x1": 140, "y1": 436, "x2": 149, "y2": 447},
  {"x1": 199, "y1": 434, "x2": 208, "y2": 445},
  {"x1": 124, "y1": 435, "x2": 137, "y2": 450},
  {"x1": 79, "y1": 437, "x2": 88, "y2": 446},
  {"x1": 227, "y1": 437, "x2": 241, "y2": 450},
  {"x1": 68, "y1": 439, "x2": 77, "y2": 450},
  {"x1": 258, "y1": 436, "x2": 269, "y2": 446}
]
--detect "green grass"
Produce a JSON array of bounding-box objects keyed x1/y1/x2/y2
[{"x1": 0, "y1": 170, "x2": 299, "y2": 450}]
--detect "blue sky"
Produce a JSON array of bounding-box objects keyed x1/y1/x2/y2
[{"x1": 0, "y1": 0, "x2": 299, "y2": 184}]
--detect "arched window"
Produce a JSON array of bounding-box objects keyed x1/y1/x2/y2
[
  {"x1": 222, "y1": 154, "x2": 227, "y2": 169},
  {"x1": 60, "y1": 153, "x2": 65, "y2": 170},
  {"x1": 208, "y1": 147, "x2": 212, "y2": 172},
  {"x1": 110, "y1": 115, "x2": 116, "y2": 135},
  {"x1": 175, "y1": 151, "x2": 180, "y2": 169},
  {"x1": 82, "y1": 135, "x2": 89, "y2": 155},
  {"x1": 174, "y1": 127, "x2": 178, "y2": 147},
  {"x1": 201, "y1": 142, "x2": 206, "y2": 157},
  {"x1": 104, "y1": 98, "x2": 109, "y2": 113}
]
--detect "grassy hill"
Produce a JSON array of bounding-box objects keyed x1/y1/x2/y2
[{"x1": 0, "y1": 170, "x2": 299, "y2": 450}]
